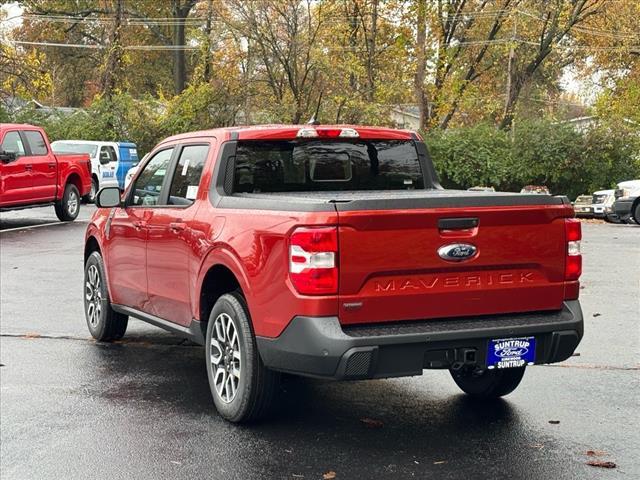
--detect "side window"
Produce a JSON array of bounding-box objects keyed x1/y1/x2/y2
[
  {"x1": 99, "y1": 146, "x2": 116, "y2": 165},
  {"x1": 23, "y1": 131, "x2": 48, "y2": 155},
  {"x1": 1, "y1": 131, "x2": 26, "y2": 156},
  {"x1": 167, "y1": 144, "x2": 209, "y2": 206},
  {"x1": 131, "y1": 148, "x2": 174, "y2": 206},
  {"x1": 106, "y1": 146, "x2": 117, "y2": 162}
]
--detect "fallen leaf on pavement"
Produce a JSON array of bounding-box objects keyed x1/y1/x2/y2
[
  {"x1": 548, "y1": 420, "x2": 560, "y2": 424},
  {"x1": 586, "y1": 461, "x2": 616, "y2": 469},
  {"x1": 592, "y1": 313, "x2": 601, "y2": 317},
  {"x1": 530, "y1": 444, "x2": 545, "y2": 449},
  {"x1": 360, "y1": 418, "x2": 383, "y2": 428},
  {"x1": 23, "y1": 332, "x2": 41, "y2": 339},
  {"x1": 323, "y1": 471, "x2": 336, "y2": 479},
  {"x1": 586, "y1": 450, "x2": 608, "y2": 457}
]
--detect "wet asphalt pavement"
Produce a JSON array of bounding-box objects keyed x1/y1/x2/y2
[{"x1": 1, "y1": 207, "x2": 639, "y2": 479}]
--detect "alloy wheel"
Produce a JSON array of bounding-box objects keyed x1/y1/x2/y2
[
  {"x1": 85, "y1": 264, "x2": 102, "y2": 327},
  {"x1": 210, "y1": 313, "x2": 242, "y2": 403},
  {"x1": 68, "y1": 190, "x2": 79, "y2": 216}
]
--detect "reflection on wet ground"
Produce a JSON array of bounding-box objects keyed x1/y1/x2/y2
[{"x1": 2, "y1": 336, "x2": 634, "y2": 479}]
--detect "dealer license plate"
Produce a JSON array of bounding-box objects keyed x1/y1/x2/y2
[{"x1": 486, "y1": 337, "x2": 536, "y2": 369}]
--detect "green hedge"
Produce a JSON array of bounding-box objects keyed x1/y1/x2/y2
[{"x1": 426, "y1": 120, "x2": 640, "y2": 199}]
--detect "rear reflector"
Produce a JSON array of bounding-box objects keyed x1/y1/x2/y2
[
  {"x1": 289, "y1": 226, "x2": 338, "y2": 295},
  {"x1": 564, "y1": 219, "x2": 582, "y2": 281}
]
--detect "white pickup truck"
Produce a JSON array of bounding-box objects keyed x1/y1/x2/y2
[
  {"x1": 613, "y1": 179, "x2": 640, "y2": 224},
  {"x1": 51, "y1": 140, "x2": 120, "y2": 203}
]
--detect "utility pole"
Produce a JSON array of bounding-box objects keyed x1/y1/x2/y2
[
  {"x1": 202, "y1": 0, "x2": 214, "y2": 83},
  {"x1": 100, "y1": 0, "x2": 124, "y2": 98},
  {"x1": 505, "y1": 12, "x2": 517, "y2": 140}
]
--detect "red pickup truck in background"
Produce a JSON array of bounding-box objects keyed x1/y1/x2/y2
[
  {"x1": 85, "y1": 125, "x2": 583, "y2": 423},
  {"x1": 0, "y1": 124, "x2": 92, "y2": 221}
]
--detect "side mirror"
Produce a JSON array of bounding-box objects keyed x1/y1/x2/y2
[
  {"x1": 99, "y1": 151, "x2": 111, "y2": 165},
  {"x1": 0, "y1": 151, "x2": 17, "y2": 163},
  {"x1": 96, "y1": 187, "x2": 121, "y2": 208}
]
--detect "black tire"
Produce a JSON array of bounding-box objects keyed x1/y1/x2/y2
[
  {"x1": 450, "y1": 367, "x2": 526, "y2": 399},
  {"x1": 54, "y1": 183, "x2": 80, "y2": 221},
  {"x1": 205, "y1": 292, "x2": 279, "y2": 423},
  {"x1": 84, "y1": 251, "x2": 128, "y2": 342},
  {"x1": 633, "y1": 202, "x2": 640, "y2": 225},
  {"x1": 83, "y1": 177, "x2": 98, "y2": 204}
]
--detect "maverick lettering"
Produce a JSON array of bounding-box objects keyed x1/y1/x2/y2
[{"x1": 374, "y1": 272, "x2": 535, "y2": 292}]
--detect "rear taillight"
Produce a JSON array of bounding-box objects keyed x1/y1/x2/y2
[
  {"x1": 565, "y1": 218, "x2": 582, "y2": 280},
  {"x1": 289, "y1": 226, "x2": 338, "y2": 295}
]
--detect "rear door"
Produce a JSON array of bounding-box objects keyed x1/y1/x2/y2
[
  {"x1": 0, "y1": 130, "x2": 32, "y2": 206},
  {"x1": 337, "y1": 204, "x2": 569, "y2": 325},
  {"x1": 22, "y1": 130, "x2": 56, "y2": 201}
]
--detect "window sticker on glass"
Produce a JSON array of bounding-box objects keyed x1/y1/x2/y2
[
  {"x1": 404, "y1": 179, "x2": 413, "y2": 185},
  {"x1": 181, "y1": 158, "x2": 191, "y2": 176},
  {"x1": 186, "y1": 185, "x2": 198, "y2": 200}
]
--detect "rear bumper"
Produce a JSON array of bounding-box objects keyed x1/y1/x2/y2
[
  {"x1": 574, "y1": 207, "x2": 593, "y2": 217},
  {"x1": 256, "y1": 301, "x2": 583, "y2": 380}
]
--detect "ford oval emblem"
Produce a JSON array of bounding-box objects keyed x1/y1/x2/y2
[{"x1": 437, "y1": 243, "x2": 478, "y2": 262}]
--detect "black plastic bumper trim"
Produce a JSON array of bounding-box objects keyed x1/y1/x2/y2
[{"x1": 256, "y1": 301, "x2": 583, "y2": 380}]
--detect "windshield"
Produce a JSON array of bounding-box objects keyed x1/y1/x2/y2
[
  {"x1": 51, "y1": 142, "x2": 98, "y2": 158},
  {"x1": 233, "y1": 140, "x2": 424, "y2": 193}
]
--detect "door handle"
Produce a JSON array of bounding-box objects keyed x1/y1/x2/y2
[
  {"x1": 48, "y1": 162, "x2": 56, "y2": 169},
  {"x1": 438, "y1": 217, "x2": 479, "y2": 230},
  {"x1": 132, "y1": 220, "x2": 147, "y2": 230},
  {"x1": 25, "y1": 164, "x2": 33, "y2": 171},
  {"x1": 170, "y1": 222, "x2": 187, "y2": 232}
]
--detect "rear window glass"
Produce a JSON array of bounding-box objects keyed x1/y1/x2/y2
[
  {"x1": 233, "y1": 140, "x2": 424, "y2": 193},
  {"x1": 51, "y1": 142, "x2": 98, "y2": 158},
  {"x1": 23, "y1": 131, "x2": 48, "y2": 155}
]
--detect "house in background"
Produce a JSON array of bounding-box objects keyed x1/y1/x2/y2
[
  {"x1": 390, "y1": 105, "x2": 421, "y2": 130},
  {"x1": 562, "y1": 115, "x2": 638, "y2": 133},
  {"x1": 1, "y1": 96, "x2": 80, "y2": 118}
]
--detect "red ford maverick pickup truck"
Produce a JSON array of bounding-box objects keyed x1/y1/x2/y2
[
  {"x1": 84, "y1": 125, "x2": 583, "y2": 422},
  {"x1": 0, "y1": 124, "x2": 92, "y2": 221}
]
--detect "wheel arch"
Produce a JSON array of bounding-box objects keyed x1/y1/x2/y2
[
  {"x1": 65, "y1": 172, "x2": 82, "y2": 193},
  {"x1": 196, "y1": 249, "x2": 254, "y2": 336},
  {"x1": 84, "y1": 234, "x2": 101, "y2": 263}
]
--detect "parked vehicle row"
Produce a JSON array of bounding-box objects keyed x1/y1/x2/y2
[
  {"x1": 572, "y1": 179, "x2": 640, "y2": 224},
  {"x1": 51, "y1": 140, "x2": 139, "y2": 202},
  {"x1": 0, "y1": 124, "x2": 92, "y2": 221},
  {"x1": 85, "y1": 124, "x2": 583, "y2": 423}
]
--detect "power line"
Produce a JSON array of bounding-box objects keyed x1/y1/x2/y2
[{"x1": 8, "y1": 40, "x2": 199, "y2": 50}]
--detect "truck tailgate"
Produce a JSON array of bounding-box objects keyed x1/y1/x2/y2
[{"x1": 337, "y1": 202, "x2": 573, "y2": 325}]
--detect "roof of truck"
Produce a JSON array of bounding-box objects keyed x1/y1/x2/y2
[
  {"x1": 0, "y1": 123, "x2": 44, "y2": 131},
  {"x1": 159, "y1": 124, "x2": 420, "y2": 145}
]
